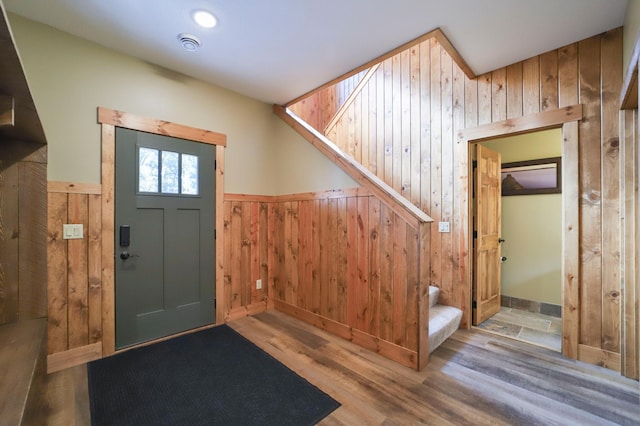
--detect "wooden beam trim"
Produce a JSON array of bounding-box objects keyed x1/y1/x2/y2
[
  {"x1": 274, "y1": 105, "x2": 433, "y2": 229},
  {"x1": 225, "y1": 301, "x2": 268, "y2": 321},
  {"x1": 48, "y1": 181, "x2": 102, "y2": 195},
  {"x1": 417, "y1": 222, "x2": 431, "y2": 370},
  {"x1": 215, "y1": 145, "x2": 226, "y2": 325},
  {"x1": 285, "y1": 28, "x2": 476, "y2": 106},
  {"x1": 99, "y1": 114, "x2": 225, "y2": 357},
  {"x1": 577, "y1": 344, "x2": 621, "y2": 372},
  {"x1": 324, "y1": 64, "x2": 381, "y2": 134},
  {"x1": 97, "y1": 107, "x2": 227, "y2": 147},
  {"x1": 274, "y1": 300, "x2": 419, "y2": 370},
  {"x1": 460, "y1": 104, "x2": 583, "y2": 143},
  {"x1": 433, "y1": 30, "x2": 475, "y2": 79},
  {"x1": 224, "y1": 193, "x2": 275, "y2": 202},
  {"x1": 100, "y1": 123, "x2": 116, "y2": 357},
  {"x1": 562, "y1": 121, "x2": 580, "y2": 359},
  {"x1": 0, "y1": 94, "x2": 14, "y2": 127},
  {"x1": 224, "y1": 188, "x2": 372, "y2": 203},
  {"x1": 47, "y1": 342, "x2": 102, "y2": 373},
  {"x1": 621, "y1": 27, "x2": 640, "y2": 109}
]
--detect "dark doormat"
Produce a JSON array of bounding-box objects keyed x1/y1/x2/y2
[{"x1": 88, "y1": 324, "x2": 340, "y2": 425}]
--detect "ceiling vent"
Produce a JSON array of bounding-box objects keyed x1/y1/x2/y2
[{"x1": 177, "y1": 33, "x2": 201, "y2": 51}]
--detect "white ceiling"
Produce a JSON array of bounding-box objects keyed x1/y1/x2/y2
[{"x1": 3, "y1": 0, "x2": 629, "y2": 105}]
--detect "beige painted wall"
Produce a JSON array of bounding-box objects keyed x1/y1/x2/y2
[
  {"x1": 273, "y1": 118, "x2": 358, "y2": 194},
  {"x1": 8, "y1": 14, "x2": 356, "y2": 195},
  {"x1": 624, "y1": 0, "x2": 640, "y2": 74},
  {"x1": 481, "y1": 129, "x2": 562, "y2": 305}
]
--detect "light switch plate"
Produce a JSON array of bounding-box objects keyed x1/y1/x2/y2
[
  {"x1": 63, "y1": 224, "x2": 83, "y2": 239},
  {"x1": 438, "y1": 222, "x2": 450, "y2": 233}
]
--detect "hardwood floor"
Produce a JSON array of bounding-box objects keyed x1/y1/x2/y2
[{"x1": 22, "y1": 310, "x2": 640, "y2": 425}]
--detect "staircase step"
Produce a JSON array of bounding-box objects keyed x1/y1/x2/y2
[
  {"x1": 428, "y1": 304, "x2": 462, "y2": 354},
  {"x1": 428, "y1": 286, "x2": 440, "y2": 308},
  {"x1": 0, "y1": 318, "x2": 46, "y2": 425}
]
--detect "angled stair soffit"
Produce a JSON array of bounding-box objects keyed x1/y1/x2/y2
[
  {"x1": 274, "y1": 105, "x2": 432, "y2": 228},
  {"x1": 285, "y1": 28, "x2": 475, "y2": 107},
  {"x1": 621, "y1": 28, "x2": 640, "y2": 109},
  {"x1": 275, "y1": 28, "x2": 469, "y2": 227}
]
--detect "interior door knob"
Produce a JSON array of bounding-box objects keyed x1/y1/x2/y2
[
  {"x1": 500, "y1": 256, "x2": 507, "y2": 263},
  {"x1": 120, "y1": 251, "x2": 130, "y2": 260}
]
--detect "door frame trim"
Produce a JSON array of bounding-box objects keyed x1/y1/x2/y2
[
  {"x1": 98, "y1": 107, "x2": 226, "y2": 357},
  {"x1": 461, "y1": 104, "x2": 582, "y2": 360}
]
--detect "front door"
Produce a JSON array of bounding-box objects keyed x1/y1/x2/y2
[
  {"x1": 115, "y1": 128, "x2": 216, "y2": 349},
  {"x1": 473, "y1": 144, "x2": 502, "y2": 325}
]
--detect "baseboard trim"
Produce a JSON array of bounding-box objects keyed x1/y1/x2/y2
[{"x1": 47, "y1": 342, "x2": 102, "y2": 373}]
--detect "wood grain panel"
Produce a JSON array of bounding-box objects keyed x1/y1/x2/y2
[
  {"x1": 562, "y1": 121, "x2": 580, "y2": 359},
  {"x1": 46, "y1": 187, "x2": 106, "y2": 356},
  {"x1": 506, "y1": 62, "x2": 523, "y2": 119},
  {"x1": 221, "y1": 199, "x2": 270, "y2": 321},
  {"x1": 0, "y1": 158, "x2": 19, "y2": 324},
  {"x1": 621, "y1": 109, "x2": 638, "y2": 379},
  {"x1": 539, "y1": 50, "x2": 559, "y2": 111},
  {"x1": 578, "y1": 34, "x2": 603, "y2": 349},
  {"x1": 285, "y1": 28, "x2": 629, "y2": 374},
  {"x1": 47, "y1": 192, "x2": 68, "y2": 354},
  {"x1": 67, "y1": 194, "x2": 89, "y2": 349},
  {"x1": 264, "y1": 191, "x2": 426, "y2": 368},
  {"x1": 440, "y1": 48, "x2": 454, "y2": 305},
  {"x1": 600, "y1": 28, "x2": 622, "y2": 354},
  {"x1": 522, "y1": 56, "x2": 540, "y2": 115},
  {"x1": 491, "y1": 68, "x2": 507, "y2": 122},
  {"x1": 87, "y1": 195, "x2": 102, "y2": 344},
  {"x1": 98, "y1": 108, "x2": 226, "y2": 147},
  {"x1": 558, "y1": 43, "x2": 579, "y2": 107},
  {"x1": 100, "y1": 124, "x2": 115, "y2": 356},
  {"x1": 18, "y1": 160, "x2": 47, "y2": 320}
]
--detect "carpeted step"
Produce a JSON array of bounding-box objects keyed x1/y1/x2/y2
[
  {"x1": 428, "y1": 304, "x2": 463, "y2": 354},
  {"x1": 429, "y1": 285, "x2": 440, "y2": 308}
]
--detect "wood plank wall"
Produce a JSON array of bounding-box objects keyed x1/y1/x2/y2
[
  {"x1": 46, "y1": 183, "x2": 103, "y2": 358},
  {"x1": 222, "y1": 195, "x2": 270, "y2": 320},
  {"x1": 290, "y1": 29, "x2": 627, "y2": 371},
  {"x1": 621, "y1": 109, "x2": 638, "y2": 378},
  {"x1": 289, "y1": 70, "x2": 369, "y2": 133},
  {"x1": 45, "y1": 186, "x2": 427, "y2": 369},
  {"x1": 227, "y1": 188, "x2": 428, "y2": 369},
  {"x1": 0, "y1": 142, "x2": 47, "y2": 325}
]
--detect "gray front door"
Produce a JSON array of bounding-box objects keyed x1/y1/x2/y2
[{"x1": 115, "y1": 128, "x2": 215, "y2": 349}]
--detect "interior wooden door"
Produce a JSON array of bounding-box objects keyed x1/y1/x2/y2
[{"x1": 473, "y1": 144, "x2": 502, "y2": 325}]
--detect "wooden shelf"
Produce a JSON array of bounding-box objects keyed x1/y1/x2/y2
[{"x1": 0, "y1": 3, "x2": 47, "y2": 145}]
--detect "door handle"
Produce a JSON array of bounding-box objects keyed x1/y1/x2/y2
[
  {"x1": 498, "y1": 238, "x2": 505, "y2": 243},
  {"x1": 500, "y1": 256, "x2": 507, "y2": 263},
  {"x1": 120, "y1": 251, "x2": 139, "y2": 260}
]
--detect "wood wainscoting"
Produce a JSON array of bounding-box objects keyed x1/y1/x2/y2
[
  {"x1": 0, "y1": 143, "x2": 47, "y2": 325},
  {"x1": 45, "y1": 186, "x2": 433, "y2": 372},
  {"x1": 46, "y1": 182, "x2": 103, "y2": 372},
  {"x1": 227, "y1": 188, "x2": 432, "y2": 370}
]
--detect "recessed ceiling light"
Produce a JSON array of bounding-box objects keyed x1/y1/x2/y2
[{"x1": 193, "y1": 10, "x2": 217, "y2": 28}]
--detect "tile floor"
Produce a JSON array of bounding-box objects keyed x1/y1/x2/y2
[{"x1": 476, "y1": 307, "x2": 562, "y2": 351}]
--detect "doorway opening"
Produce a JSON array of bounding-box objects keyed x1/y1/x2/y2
[{"x1": 472, "y1": 128, "x2": 563, "y2": 352}]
